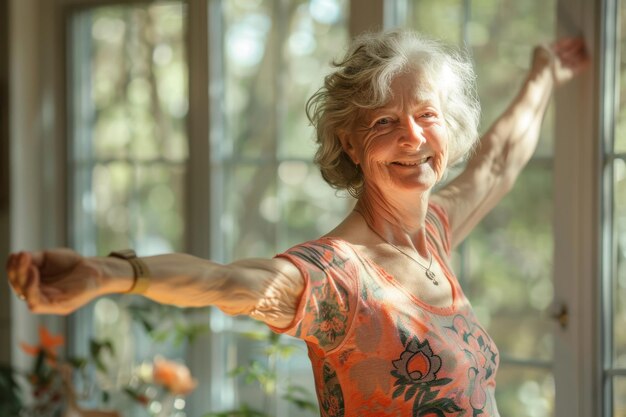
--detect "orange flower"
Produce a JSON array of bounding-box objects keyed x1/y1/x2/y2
[
  {"x1": 152, "y1": 357, "x2": 197, "y2": 395},
  {"x1": 20, "y1": 325, "x2": 65, "y2": 360}
]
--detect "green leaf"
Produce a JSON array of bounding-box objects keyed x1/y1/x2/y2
[
  {"x1": 404, "y1": 384, "x2": 419, "y2": 401},
  {"x1": 152, "y1": 330, "x2": 170, "y2": 343},
  {"x1": 228, "y1": 366, "x2": 247, "y2": 378},
  {"x1": 181, "y1": 323, "x2": 210, "y2": 344},
  {"x1": 282, "y1": 393, "x2": 318, "y2": 411},
  {"x1": 123, "y1": 387, "x2": 149, "y2": 405},
  {"x1": 89, "y1": 339, "x2": 115, "y2": 372},
  {"x1": 140, "y1": 318, "x2": 155, "y2": 334},
  {"x1": 422, "y1": 389, "x2": 439, "y2": 403},
  {"x1": 282, "y1": 385, "x2": 318, "y2": 411},
  {"x1": 427, "y1": 398, "x2": 463, "y2": 413},
  {"x1": 66, "y1": 356, "x2": 88, "y2": 369},
  {"x1": 0, "y1": 365, "x2": 23, "y2": 414},
  {"x1": 102, "y1": 340, "x2": 115, "y2": 355},
  {"x1": 240, "y1": 331, "x2": 269, "y2": 341},
  {"x1": 397, "y1": 321, "x2": 410, "y2": 346},
  {"x1": 392, "y1": 385, "x2": 405, "y2": 399},
  {"x1": 427, "y1": 377, "x2": 453, "y2": 387},
  {"x1": 33, "y1": 349, "x2": 46, "y2": 374}
]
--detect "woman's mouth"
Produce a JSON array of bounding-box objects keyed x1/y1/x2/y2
[{"x1": 388, "y1": 156, "x2": 431, "y2": 166}]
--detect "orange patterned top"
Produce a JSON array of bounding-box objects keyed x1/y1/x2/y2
[{"x1": 272, "y1": 204, "x2": 500, "y2": 417}]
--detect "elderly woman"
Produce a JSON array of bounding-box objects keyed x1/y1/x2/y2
[{"x1": 7, "y1": 30, "x2": 588, "y2": 416}]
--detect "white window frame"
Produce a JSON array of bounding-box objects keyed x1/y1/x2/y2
[
  {"x1": 552, "y1": 0, "x2": 602, "y2": 416},
  {"x1": 7, "y1": 0, "x2": 611, "y2": 416}
]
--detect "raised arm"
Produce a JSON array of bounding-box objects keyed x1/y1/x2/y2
[
  {"x1": 6, "y1": 249, "x2": 304, "y2": 329},
  {"x1": 432, "y1": 37, "x2": 590, "y2": 248}
]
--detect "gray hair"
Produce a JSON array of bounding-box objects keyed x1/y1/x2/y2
[{"x1": 306, "y1": 29, "x2": 481, "y2": 196}]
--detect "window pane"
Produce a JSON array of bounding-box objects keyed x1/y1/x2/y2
[
  {"x1": 615, "y1": 2, "x2": 626, "y2": 154},
  {"x1": 219, "y1": 0, "x2": 349, "y2": 262},
  {"x1": 466, "y1": 162, "x2": 553, "y2": 360},
  {"x1": 224, "y1": 163, "x2": 278, "y2": 259},
  {"x1": 280, "y1": 162, "x2": 348, "y2": 248},
  {"x1": 85, "y1": 4, "x2": 188, "y2": 163},
  {"x1": 71, "y1": 3, "x2": 188, "y2": 255},
  {"x1": 280, "y1": 0, "x2": 349, "y2": 159},
  {"x1": 405, "y1": 0, "x2": 464, "y2": 45},
  {"x1": 92, "y1": 161, "x2": 134, "y2": 250},
  {"x1": 496, "y1": 365, "x2": 554, "y2": 417},
  {"x1": 470, "y1": 0, "x2": 555, "y2": 157},
  {"x1": 613, "y1": 158, "x2": 626, "y2": 367},
  {"x1": 135, "y1": 164, "x2": 186, "y2": 254},
  {"x1": 223, "y1": 0, "x2": 276, "y2": 160},
  {"x1": 214, "y1": 1, "x2": 349, "y2": 415},
  {"x1": 68, "y1": 3, "x2": 189, "y2": 414}
]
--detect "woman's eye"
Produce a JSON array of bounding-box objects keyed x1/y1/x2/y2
[
  {"x1": 376, "y1": 117, "x2": 391, "y2": 126},
  {"x1": 421, "y1": 112, "x2": 436, "y2": 119}
]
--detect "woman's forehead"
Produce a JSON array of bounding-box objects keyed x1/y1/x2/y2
[
  {"x1": 353, "y1": 71, "x2": 442, "y2": 122},
  {"x1": 389, "y1": 71, "x2": 439, "y2": 104}
]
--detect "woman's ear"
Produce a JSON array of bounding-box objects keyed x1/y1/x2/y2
[{"x1": 337, "y1": 129, "x2": 359, "y2": 165}]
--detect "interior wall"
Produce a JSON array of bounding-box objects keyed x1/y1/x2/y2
[
  {"x1": 0, "y1": 0, "x2": 11, "y2": 365},
  {"x1": 9, "y1": 0, "x2": 43, "y2": 372}
]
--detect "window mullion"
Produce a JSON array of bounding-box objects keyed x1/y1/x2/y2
[
  {"x1": 186, "y1": 0, "x2": 211, "y2": 259},
  {"x1": 185, "y1": 2, "x2": 214, "y2": 417},
  {"x1": 350, "y1": 0, "x2": 384, "y2": 35},
  {"x1": 601, "y1": 0, "x2": 620, "y2": 415}
]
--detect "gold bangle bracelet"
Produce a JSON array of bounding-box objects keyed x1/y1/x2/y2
[{"x1": 108, "y1": 249, "x2": 151, "y2": 295}]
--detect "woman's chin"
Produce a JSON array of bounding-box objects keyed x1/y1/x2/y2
[{"x1": 392, "y1": 171, "x2": 438, "y2": 192}]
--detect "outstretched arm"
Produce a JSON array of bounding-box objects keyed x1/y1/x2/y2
[
  {"x1": 6, "y1": 249, "x2": 304, "y2": 329},
  {"x1": 432, "y1": 38, "x2": 590, "y2": 248}
]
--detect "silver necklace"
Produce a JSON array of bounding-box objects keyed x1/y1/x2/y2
[{"x1": 354, "y1": 209, "x2": 439, "y2": 286}]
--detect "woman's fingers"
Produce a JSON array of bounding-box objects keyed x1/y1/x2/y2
[
  {"x1": 540, "y1": 37, "x2": 590, "y2": 86},
  {"x1": 18, "y1": 252, "x2": 32, "y2": 284},
  {"x1": 24, "y1": 265, "x2": 44, "y2": 311},
  {"x1": 6, "y1": 251, "x2": 46, "y2": 304},
  {"x1": 6, "y1": 252, "x2": 31, "y2": 299},
  {"x1": 6, "y1": 249, "x2": 81, "y2": 314},
  {"x1": 552, "y1": 37, "x2": 582, "y2": 52},
  {"x1": 6, "y1": 253, "x2": 17, "y2": 285},
  {"x1": 554, "y1": 39, "x2": 588, "y2": 61}
]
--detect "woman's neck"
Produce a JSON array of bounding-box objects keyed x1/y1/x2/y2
[{"x1": 354, "y1": 186, "x2": 431, "y2": 256}]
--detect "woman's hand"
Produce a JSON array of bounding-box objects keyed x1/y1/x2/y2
[
  {"x1": 6, "y1": 249, "x2": 104, "y2": 315},
  {"x1": 531, "y1": 37, "x2": 590, "y2": 87}
]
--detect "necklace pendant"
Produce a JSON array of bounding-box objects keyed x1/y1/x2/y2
[{"x1": 426, "y1": 270, "x2": 438, "y2": 285}]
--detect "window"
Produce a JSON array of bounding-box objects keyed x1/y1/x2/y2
[
  {"x1": 68, "y1": 2, "x2": 191, "y2": 414},
  {"x1": 9, "y1": 0, "x2": 615, "y2": 416}
]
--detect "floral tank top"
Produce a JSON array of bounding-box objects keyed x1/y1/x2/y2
[{"x1": 271, "y1": 204, "x2": 500, "y2": 417}]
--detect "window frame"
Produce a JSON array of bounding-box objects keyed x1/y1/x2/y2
[{"x1": 551, "y1": 0, "x2": 603, "y2": 416}]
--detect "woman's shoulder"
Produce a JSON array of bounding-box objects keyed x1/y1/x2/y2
[{"x1": 278, "y1": 236, "x2": 357, "y2": 273}]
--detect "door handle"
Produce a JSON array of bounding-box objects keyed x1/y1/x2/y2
[{"x1": 550, "y1": 304, "x2": 569, "y2": 329}]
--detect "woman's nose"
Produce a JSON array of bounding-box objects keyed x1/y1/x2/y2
[{"x1": 400, "y1": 118, "x2": 426, "y2": 147}]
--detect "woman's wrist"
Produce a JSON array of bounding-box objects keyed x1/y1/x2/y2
[
  {"x1": 520, "y1": 67, "x2": 554, "y2": 110},
  {"x1": 91, "y1": 256, "x2": 136, "y2": 294}
]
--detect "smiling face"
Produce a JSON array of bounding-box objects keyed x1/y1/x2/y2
[{"x1": 339, "y1": 69, "x2": 449, "y2": 196}]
